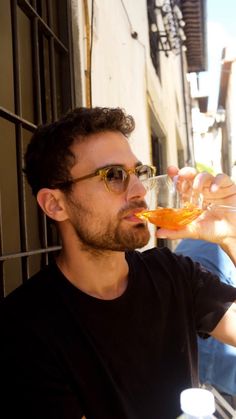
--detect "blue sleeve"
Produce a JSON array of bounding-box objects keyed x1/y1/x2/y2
[{"x1": 175, "y1": 239, "x2": 236, "y2": 286}]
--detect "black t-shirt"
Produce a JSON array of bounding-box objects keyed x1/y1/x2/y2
[{"x1": 1, "y1": 247, "x2": 236, "y2": 419}]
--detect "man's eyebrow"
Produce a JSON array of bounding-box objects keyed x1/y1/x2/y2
[{"x1": 97, "y1": 161, "x2": 143, "y2": 170}]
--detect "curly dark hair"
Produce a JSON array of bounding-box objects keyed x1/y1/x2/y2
[{"x1": 24, "y1": 107, "x2": 135, "y2": 195}]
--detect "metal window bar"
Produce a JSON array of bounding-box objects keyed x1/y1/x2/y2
[
  {"x1": 18, "y1": 0, "x2": 69, "y2": 53},
  {"x1": 49, "y1": 36, "x2": 58, "y2": 121},
  {"x1": 202, "y1": 384, "x2": 236, "y2": 419},
  {"x1": 32, "y1": 16, "x2": 42, "y2": 125},
  {"x1": 66, "y1": 0, "x2": 76, "y2": 108},
  {"x1": 0, "y1": 107, "x2": 36, "y2": 131},
  {"x1": 11, "y1": 0, "x2": 29, "y2": 280},
  {"x1": 47, "y1": 0, "x2": 57, "y2": 121}
]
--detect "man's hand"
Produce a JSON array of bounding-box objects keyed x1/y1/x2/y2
[{"x1": 156, "y1": 167, "x2": 236, "y2": 263}]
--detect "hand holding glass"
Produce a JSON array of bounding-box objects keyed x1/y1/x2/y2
[{"x1": 136, "y1": 175, "x2": 203, "y2": 230}]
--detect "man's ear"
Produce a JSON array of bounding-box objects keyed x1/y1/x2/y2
[{"x1": 36, "y1": 189, "x2": 68, "y2": 222}]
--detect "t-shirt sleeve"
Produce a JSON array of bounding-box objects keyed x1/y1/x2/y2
[
  {"x1": 175, "y1": 239, "x2": 236, "y2": 286},
  {"x1": 170, "y1": 250, "x2": 236, "y2": 336}
]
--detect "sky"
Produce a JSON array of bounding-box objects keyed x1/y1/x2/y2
[{"x1": 203, "y1": 0, "x2": 236, "y2": 111}]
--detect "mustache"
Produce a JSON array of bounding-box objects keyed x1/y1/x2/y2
[{"x1": 118, "y1": 200, "x2": 148, "y2": 217}]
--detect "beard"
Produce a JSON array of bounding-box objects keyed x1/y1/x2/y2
[{"x1": 66, "y1": 196, "x2": 150, "y2": 252}]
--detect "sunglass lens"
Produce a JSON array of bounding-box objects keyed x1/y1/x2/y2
[
  {"x1": 106, "y1": 167, "x2": 127, "y2": 192},
  {"x1": 136, "y1": 165, "x2": 154, "y2": 181}
]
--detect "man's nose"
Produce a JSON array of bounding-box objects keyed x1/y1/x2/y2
[{"x1": 126, "y1": 175, "x2": 147, "y2": 201}]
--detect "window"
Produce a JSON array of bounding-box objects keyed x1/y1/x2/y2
[
  {"x1": 0, "y1": 0, "x2": 75, "y2": 297},
  {"x1": 147, "y1": 0, "x2": 161, "y2": 79},
  {"x1": 151, "y1": 133, "x2": 168, "y2": 248}
]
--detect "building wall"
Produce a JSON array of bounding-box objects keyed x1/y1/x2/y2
[
  {"x1": 191, "y1": 103, "x2": 223, "y2": 175},
  {"x1": 217, "y1": 46, "x2": 236, "y2": 178},
  {"x1": 72, "y1": 0, "x2": 191, "y2": 167},
  {"x1": 225, "y1": 59, "x2": 236, "y2": 176}
]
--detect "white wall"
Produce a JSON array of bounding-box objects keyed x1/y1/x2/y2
[
  {"x1": 89, "y1": 0, "x2": 152, "y2": 165},
  {"x1": 73, "y1": 0, "x2": 188, "y2": 164},
  {"x1": 226, "y1": 59, "x2": 236, "y2": 175}
]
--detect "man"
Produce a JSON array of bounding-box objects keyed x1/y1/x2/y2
[
  {"x1": 175, "y1": 239, "x2": 236, "y2": 409},
  {"x1": 1, "y1": 107, "x2": 236, "y2": 419}
]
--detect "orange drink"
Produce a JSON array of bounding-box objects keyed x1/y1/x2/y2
[{"x1": 136, "y1": 204, "x2": 203, "y2": 230}]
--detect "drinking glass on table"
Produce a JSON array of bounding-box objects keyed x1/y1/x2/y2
[{"x1": 136, "y1": 174, "x2": 204, "y2": 230}]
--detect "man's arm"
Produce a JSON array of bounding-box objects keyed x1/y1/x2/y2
[
  {"x1": 220, "y1": 239, "x2": 236, "y2": 266},
  {"x1": 210, "y1": 301, "x2": 236, "y2": 346},
  {"x1": 157, "y1": 168, "x2": 236, "y2": 265}
]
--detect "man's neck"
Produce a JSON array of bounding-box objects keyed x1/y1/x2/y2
[{"x1": 56, "y1": 246, "x2": 129, "y2": 300}]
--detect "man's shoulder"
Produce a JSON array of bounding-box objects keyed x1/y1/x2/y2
[
  {"x1": 127, "y1": 246, "x2": 171, "y2": 262},
  {"x1": 127, "y1": 246, "x2": 185, "y2": 273},
  {"x1": 138, "y1": 246, "x2": 182, "y2": 263},
  {"x1": 0, "y1": 264, "x2": 57, "y2": 319}
]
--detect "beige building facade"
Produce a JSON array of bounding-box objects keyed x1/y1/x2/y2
[
  {"x1": 72, "y1": 0, "x2": 198, "y2": 169},
  {"x1": 218, "y1": 46, "x2": 236, "y2": 179}
]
